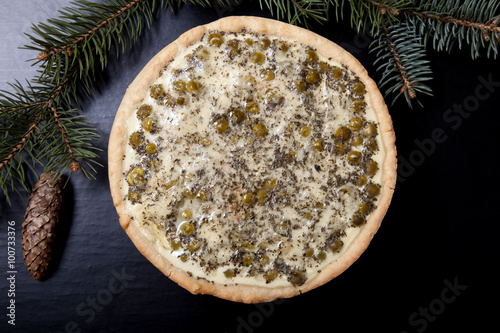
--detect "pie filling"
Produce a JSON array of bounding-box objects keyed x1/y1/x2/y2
[{"x1": 122, "y1": 31, "x2": 385, "y2": 288}]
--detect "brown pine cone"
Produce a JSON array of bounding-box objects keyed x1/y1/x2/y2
[{"x1": 22, "y1": 171, "x2": 63, "y2": 280}]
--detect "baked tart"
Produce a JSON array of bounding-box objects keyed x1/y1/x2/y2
[{"x1": 109, "y1": 16, "x2": 397, "y2": 303}]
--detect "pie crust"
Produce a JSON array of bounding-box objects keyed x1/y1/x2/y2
[{"x1": 109, "y1": 16, "x2": 397, "y2": 303}]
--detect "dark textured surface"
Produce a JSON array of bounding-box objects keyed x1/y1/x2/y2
[{"x1": 1, "y1": 1, "x2": 499, "y2": 332}]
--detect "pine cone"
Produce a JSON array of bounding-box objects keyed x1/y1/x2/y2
[{"x1": 22, "y1": 172, "x2": 63, "y2": 280}]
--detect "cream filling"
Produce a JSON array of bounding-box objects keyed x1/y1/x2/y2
[{"x1": 122, "y1": 32, "x2": 385, "y2": 288}]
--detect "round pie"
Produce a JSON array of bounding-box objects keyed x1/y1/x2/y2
[{"x1": 109, "y1": 16, "x2": 397, "y2": 303}]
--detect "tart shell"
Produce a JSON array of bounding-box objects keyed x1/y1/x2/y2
[{"x1": 109, "y1": 16, "x2": 397, "y2": 303}]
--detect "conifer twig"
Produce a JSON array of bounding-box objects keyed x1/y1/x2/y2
[
  {"x1": 382, "y1": 24, "x2": 416, "y2": 99},
  {"x1": 50, "y1": 105, "x2": 80, "y2": 172},
  {"x1": 37, "y1": 0, "x2": 142, "y2": 61},
  {"x1": 0, "y1": 115, "x2": 41, "y2": 171},
  {"x1": 402, "y1": 9, "x2": 500, "y2": 42}
]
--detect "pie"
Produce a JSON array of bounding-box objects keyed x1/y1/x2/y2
[{"x1": 108, "y1": 16, "x2": 397, "y2": 303}]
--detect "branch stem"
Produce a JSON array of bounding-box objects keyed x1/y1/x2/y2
[
  {"x1": 401, "y1": 9, "x2": 500, "y2": 42},
  {"x1": 0, "y1": 115, "x2": 41, "y2": 171},
  {"x1": 363, "y1": 0, "x2": 500, "y2": 42},
  {"x1": 50, "y1": 104, "x2": 81, "y2": 172},
  {"x1": 38, "y1": 0, "x2": 141, "y2": 60},
  {"x1": 382, "y1": 23, "x2": 416, "y2": 99}
]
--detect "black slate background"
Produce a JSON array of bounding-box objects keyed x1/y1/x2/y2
[{"x1": 1, "y1": 1, "x2": 499, "y2": 332}]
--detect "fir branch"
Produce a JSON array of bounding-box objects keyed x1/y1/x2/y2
[
  {"x1": 382, "y1": 24, "x2": 418, "y2": 99},
  {"x1": 343, "y1": 0, "x2": 412, "y2": 35},
  {"x1": 334, "y1": 0, "x2": 499, "y2": 104},
  {"x1": 1, "y1": 0, "x2": 184, "y2": 202},
  {"x1": 0, "y1": 115, "x2": 41, "y2": 172},
  {"x1": 402, "y1": 0, "x2": 500, "y2": 59},
  {"x1": 36, "y1": 106, "x2": 101, "y2": 179},
  {"x1": 50, "y1": 105, "x2": 80, "y2": 172},
  {"x1": 370, "y1": 19, "x2": 433, "y2": 107},
  {"x1": 36, "y1": 0, "x2": 142, "y2": 62}
]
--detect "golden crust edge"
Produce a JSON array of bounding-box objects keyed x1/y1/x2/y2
[{"x1": 108, "y1": 16, "x2": 397, "y2": 303}]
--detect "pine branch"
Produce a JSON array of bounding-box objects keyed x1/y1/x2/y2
[
  {"x1": 333, "y1": 0, "x2": 499, "y2": 105},
  {"x1": 370, "y1": 19, "x2": 433, "y2": 107},
  {"x1": 341, "y1": 0, "x2": 412, "y2": 35},
  {"x1": 1, "y1": 0, "x2": 185, "y2": 203},
  {"x1": 403, "y1": 0, "x2": 500, "y2": 59},
  {"x1": 0, "y1": 115, "x2": 41, "y2": 172},
  {"x1": 35, "y1": 0, "x2": 141, "y2": 62},
  {"x1": 26, "y1": 0, "x2": 168, "y2": 100},
  {"x1": 50, "y1": 105, "x2": 81, "y2": 173}
]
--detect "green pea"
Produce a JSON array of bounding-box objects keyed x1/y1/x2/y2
[
  {"x1": 180, "y1": 222, "x2": 195, "y2": 235},
  {"x1": 330, "y1": 239, "x2": 343, "y2": 252},
  {"x1": 180, "y1": 209, "x2": 192, "y2": 220},
  {"x1": 364, "y1": 123, "x2": 378, "y2": 137},
  {"x1": 366, "y1": 183, "x2": 380, "y2": 197},
  {"x1": 259, "y1": 38, "x2": 271, "y2": 50},
  {"x1": 335, "y1": 126, "x2": 351, "y2": 141},
  {"x1": 243, "y1": 192, "x2": 255, "y2": 205},
  {"x1": 306, "y1": 50, "x2": 318, "y2": 63},
  {"x1": 145, "y1": 143, "x2": 157, "y2": 154},
  {"x1": 306, "y1": 69, "x2": 320, "y2": 84},
  {"x1": 349, "y1": 117, "x2": 363, "y2": 131},
  {"x1": 137, "y1": 104, "x2": 152, "y2": 119},
  {"x1": 312, "y1": 139, "x2": 324, "y2": 151},
  {"x1": 289, "y1": 270, "x2": 306, "y2": 286},
  {"x1": 347, "y1": 150, "x2": 362, "y2": 164},
  {"x1": 264, "y1": 178, "x2": 277, "y2": 189},
  {"x1": 224, "y1": 269, "x2": 235, "y2": 278},
  {"x1": 170, "y1": 238, "x2": 181, "y2": 250},
  {"x1": 150, "y1": 84, "x2": 165, "y2": 99},
  {"x1": 253, "y1": 123, "x2": 268, "y2": 137},
  {"x1": 294, "y1": 79, "x2": 307, "y2": 91},
  {"x1": 352, "y1": 82, "x2": 365, "y2": 96},
  {"x1": 265, "y1": 269, "x2": 278, "y2": 282},
  {"x1": 300, "y1": 126, "x2": 311, "y2": 137},
  {"x1": 245, "y1": 101, "x2": 259, "y2": 113},
  {"x1": 215, "y1": 119, "x2": 229, "y2": 133},
  {"x1": 173, "y1": 80, "x2": 186, "y2": 93},
  {"x1": 330, "y1": 66, "x2": 343, "y2": 80},
  {"x1": 230, "y1": 108, "x2": 245, "y2": 123},
  {"x1": 186, "y1": 81, "x2": 200, "y2": 94},
  {"x1": 142, "y1": 118, "x2": 153, "y2": 132},
  {"x1": 250, "y1": 52, "x2": 265, "y2": 64},
  {"x1": 351, "y1": 212, "x2": 366, "y2": 226},
  {"x1": 260, "y1": 69, "x2": 275, "y2": 81},
  {"x1": 129, "y1": 132, "x2": 143, "y2": 147},
  {"x1": 365, "y1": 160, "x2": 378, "y2": 176},
  {"x1": 188, "y1": 239, "x2": 201, "y2": 252},
  {"x1": 208, "y1": 33, "x2": 224, "y2": 46},
  {"x1": 351, "y1": 99, "x2": 365, "y2": 112},
  {"x1": 127, "y1": 167, "x2": 145, "y2": 186}
]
